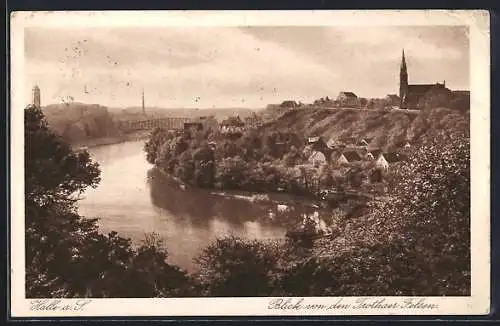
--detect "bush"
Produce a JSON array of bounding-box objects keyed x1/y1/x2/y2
[{"x1": 194, "y1": 237, "x2": 280, "y2": 297}]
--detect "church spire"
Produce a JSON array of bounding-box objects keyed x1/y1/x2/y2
[
  {"x1": 399, "y1": 49, "x2": 408, "y2": 109},
  {"x1": 401, "y1": 49, "x2": 407, "y2": 71}
]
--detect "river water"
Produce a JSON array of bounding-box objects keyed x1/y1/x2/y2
[{"x1": 78, "y1": 140, "x2": 331, "y2": 271}]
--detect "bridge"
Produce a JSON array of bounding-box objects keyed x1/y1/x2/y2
[{"x1": 120, "y1": 117, "x2": 192, "y2": 131}]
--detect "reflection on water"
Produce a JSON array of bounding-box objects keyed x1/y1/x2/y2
[{"x1": 78, "y1": 140, "x2": 332, "y2": 271}]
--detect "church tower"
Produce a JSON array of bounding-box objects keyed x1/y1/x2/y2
[
  {"x1": 32, "y1": 85, "x2": 41, "y2": 108},
  {"x1": 399, "y1": 49, "x2": 408, "y2": 109}
]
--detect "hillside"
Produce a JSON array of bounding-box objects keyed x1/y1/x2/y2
[
  {"x1": 42, "y1": 102, "x2": 258, "y2": 144},
  {"x1": 42, "y1": 102, "x2": 123, "y2": 143},
  {"x1": 257, "y1": 106, "x2": 469, "y2": 150}
]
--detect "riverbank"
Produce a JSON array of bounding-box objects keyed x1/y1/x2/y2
[
  {"x1": 154, "y1": 165, "x2": 331, "y2": 210},
  {"x1": 71, "y1": 130, "x2": 151, "y2": 150}
]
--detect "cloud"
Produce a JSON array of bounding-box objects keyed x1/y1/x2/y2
[
  {"x1": 24, "y1": 26, "x2": 468, "y2": 107},
  {"x1": 333, "y1": 27, "x2": 464, "y2": 60},
  {"x1": 25, "y1": 27, "x2": 341, "y2": 107}
]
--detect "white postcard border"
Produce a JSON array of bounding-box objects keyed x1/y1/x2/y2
[{"x1": 10, "y1": 10, "x2": 490, "y2": 317}]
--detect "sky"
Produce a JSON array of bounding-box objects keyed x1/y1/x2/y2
[{"x1": 24, "y1": 26, "x2": 469, "y2": 109}]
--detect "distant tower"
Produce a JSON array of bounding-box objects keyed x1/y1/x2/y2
[
  {"x1": 32, "y1": 85, "x2": 41, "y2": 108},
  {"x1": 399, "y1": 49, "x2": 408, "y2": 109},
  {"x1": 141, "y1": 89, "x2": 145, "y2": 115}
]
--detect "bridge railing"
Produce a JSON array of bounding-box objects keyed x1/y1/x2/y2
[{"x1": 123, "y1": 117, "x2": 194, "y2": 131}]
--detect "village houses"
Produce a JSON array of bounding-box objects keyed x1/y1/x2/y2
[{"x1": 303, "y1": 134, "x2": 409, "y2": 173}]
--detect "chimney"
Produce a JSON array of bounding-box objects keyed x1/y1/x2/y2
[{"x1": 141, "y1": 89, "x2": 145, "y2": 115}]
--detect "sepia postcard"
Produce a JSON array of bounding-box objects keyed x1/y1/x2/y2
[{"x1": 10, "y1": 10, "x2": 490, "y2": 317}]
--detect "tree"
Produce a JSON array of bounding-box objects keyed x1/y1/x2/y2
[
  {"x1": 366, "y1": 99, "x2": 375, "y2": 110},
  {"x1": 367, "y1": 131, "x2": 470, "y2": 295},
  {"x1": 175, "y1": 151, "x2": 195, "y2": 183},
  {"x1": 192, "y1": 145, "x2": 215, "y2": 188},
  {"x1": 25, "y1": 106, "x2": 101, "y2": 207},
  {"x1": 215, "y1": 155, "x2": 248, "y2": 189},
  {"x1": 283, "y1": 145, "x2": 303, "y2": 167},
  {"x1": 126, "y1": 233, "x2": 193, "y2": 297},
  {"x1": 144, "y1": 128, "x2": 171, "y2": 164},
  {"x1": 194, "y1": 237, "x2": 280, "y2": 297}
]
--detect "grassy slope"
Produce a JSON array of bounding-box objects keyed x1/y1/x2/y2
[{"x1": 257, "y1": 106, "x2": 468, "y2": 150}]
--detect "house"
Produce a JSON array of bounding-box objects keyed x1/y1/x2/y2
[
  {"x1": 374, "y1": 151, "x2": 407, "y2": 170},
  {"x1": 404, "y1": 142, "x2": 411, "y2": 149},
  {"x1": 308, "y1": 151, "x2": 327, "y2": 166},
  {"x1": 337, "y1": 91, "x2": 359, "y2": 108},
  {"x1": 220, "y1": 116, "x2": 245, "y2": 134},
  {"x1": 375, "y1": 154, "x2": 389, "y2": 171},
  {"x1": 370, "y1": 149, "x2": 386, "y2": 169},
  {"x1": 307, "y1": 136, "x2": 333, "y2": 161},
  {"x1": 308, "y1": 136, "x2": 321, "y2": 144}
]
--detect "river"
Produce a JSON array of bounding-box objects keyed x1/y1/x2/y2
[{"x1": 78, "y1": 140, "x2": 332, "y2": 271}]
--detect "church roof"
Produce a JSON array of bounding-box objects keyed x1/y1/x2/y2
[{"x1": 407, "y1": 84, "x2": 444, "y2": 95}]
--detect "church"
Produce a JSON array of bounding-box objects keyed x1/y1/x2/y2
[{"x1": 399, "y1": 50, "x2": 449, "y2": 109}]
